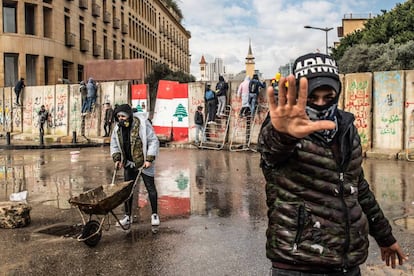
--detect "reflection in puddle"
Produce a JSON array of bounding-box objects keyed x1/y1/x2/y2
[
  {"x1": 1, "y1": 149, "x2": 414, "y2": 233},
  {"x1": 394, "y1": 217, "x2": 414, "y2": 231}
]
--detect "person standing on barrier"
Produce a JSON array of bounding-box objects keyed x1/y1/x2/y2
[
  {"x1": 110, "y1": 104, "x2": 160, "y2": 228},
  {"x1": 237, "y1": 76, "x2": 251, "y2": 118},
  {"x1": 205, "y1": 84, "x2": 217, "y2": 124},
  {"x1": 248, "y1": 73, "x2": 266, "y2": 117},
  {"x1": 258, "y1": 52, "x2": 407, "y2": 275},
  {"x1": 215, "y1": 75, "x2": 229, "y2": 118}
]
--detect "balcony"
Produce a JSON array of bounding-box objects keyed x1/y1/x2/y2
[
  {"x1": 65, "y1": 32, "x2": 76, "y2": 47},
  {"x1": 121, "y1": 24, "x2": 128, "y2": 34},
  {"x1": 80, "y1": 39, "x2": 89, "y2": 52},
  {"x1": 113, "y1": 18, "x2": 120, "y2": 29},
  {"x1": 103, "y1": 11, "x2": 111, "y2": 23},
  {"x1": 104, "y1": 49, "x2": 112, "y2": 59},
  {"x1": 92, "y1": 3, "x2": 100, "y2": 17},
  {"x1": 79, "y1": 0, "x2": 88, "y2": 9},
  {"x1": 93, "y1": 44, "x2": 101, "y2": 56}
]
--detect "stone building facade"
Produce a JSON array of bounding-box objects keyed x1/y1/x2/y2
[{"x1": 0, "y1": 0, "x2": 191, "y2": 87}]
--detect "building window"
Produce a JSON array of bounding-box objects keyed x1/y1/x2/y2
[
  {"x1": 25, "y1": 3, "x2": 36, "y2": 35},
  {"x1": 26, "y1": 55, "x2": 37, "y2": 86},
  {"x1": 3, "y1": 3, "x2": 17, "y2": 33},
  {"x1": 62, "y1": 60, "x2": 72, "y2": 81},
  {"x1": 43, "y1": 7, "x2": 52, "y2": 38},
  {"x1": 4, "y1": 53, "x2": 18, "y2": 87},
  {"x1": 44, "y1": 56, "x2": 53, "y2": 85},
  {"x1": 77, "y1": 64, "x2": 84, "y2": 83}
]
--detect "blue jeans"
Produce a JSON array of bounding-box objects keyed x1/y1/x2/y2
[
  {"x1": 216, "y1": 95, "x2": 226, "y2": 116},
  {"x1": 195, "y1": 124, "x2": 206, "y2": 143},
  {"x1": 81, "y1": 96, "x2": 96, "y2": 113},
  {"x1": 249, "y1": 93, "x2": 257, "y2": 116}
]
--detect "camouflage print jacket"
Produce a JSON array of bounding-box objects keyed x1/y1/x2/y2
[
  {"x1": 257, "y1": 109, "x2": 396, "y2": 270},
  {"x1": 110, "y1": 113, "x2": 159, "y2": 176}
]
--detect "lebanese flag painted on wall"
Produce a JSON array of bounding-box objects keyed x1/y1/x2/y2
[
  {"x1": 152, "y1": 80, "x2": 189, "y2": 141},
  {"x1": 131, "y1": 84, "x2": 148, "y2": 112}
]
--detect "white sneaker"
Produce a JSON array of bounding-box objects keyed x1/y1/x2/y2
[
  {"x1": 116, "y1": 215, "x2": 132, "y2": 227},
  {"x1": 151, "y1": 213, "x2": 160, "y2": 226}
]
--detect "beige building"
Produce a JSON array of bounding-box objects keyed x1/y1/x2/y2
[
  {"x1": 0, "y1": 0, "x2": 191, "y2": 87},
  {"x1": 337, "y1": 13, "x2": 376, "y2": 41}
]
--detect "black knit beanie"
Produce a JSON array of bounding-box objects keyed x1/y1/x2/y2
[{"x1": 113, "y1": 104, "x2": 133, "y2": 122}]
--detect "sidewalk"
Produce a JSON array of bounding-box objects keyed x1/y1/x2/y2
[
  {"x1": 0, "y1": 132, "x2": 108, "y2": 150},
  {"x1": 0, "y1": 132, "x2": 197, "y2": 150}
]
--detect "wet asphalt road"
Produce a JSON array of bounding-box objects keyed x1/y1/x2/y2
[{"x1": 0, "y1": 147, "x2": 413, "y2": 275}]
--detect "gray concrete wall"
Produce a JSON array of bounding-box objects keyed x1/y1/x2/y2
[
  {"x1": 2, "y1": 70, "x2": 414, "y2": 155},
  {"x1": 0, "y1": 81, "x2": 129, "y2": 139}
]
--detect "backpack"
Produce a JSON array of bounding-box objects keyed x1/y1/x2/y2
[
  {"x1": 205, "y1": 90, "x2": 215, "y2": 100},
  {"x1": 249, "y1": 80, "x2": 258, "y2": 94}
]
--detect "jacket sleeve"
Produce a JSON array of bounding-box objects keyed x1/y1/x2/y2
[
  {"x1": 110, "y1": 127, "x2": 122, "y2": 162},
  {"x1": 257, "y1": 117, "x2": 299, "y2": 168},
  {"x1": 357, "y1": 171, "x2": 396, "y2": 247},
  {"x1": 145, "y1": 120, "x2": 159, "y2": 161}
]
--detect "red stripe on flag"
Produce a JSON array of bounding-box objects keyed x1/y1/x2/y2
[
  {"x1": 173, "y1": 83, "x2": 188, "y2": 98},
  {"x1": 131, "y1": 84, "x2": 147, "y2": 100},
  {"x1": 157, "y1": 80, "x2": 178, "y2": 99},
  {"x1": 153, "y1": 125, "x2": 188, "y2": 142},
  {"x1": 172, "y1": 127, "x2": 188, "y2": 142},
  {"x1": 153, "y1": 125, "x2": 172, "y2": 139}
]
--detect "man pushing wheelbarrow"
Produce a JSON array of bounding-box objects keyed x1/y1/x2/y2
[
  {"x1": 69, "y1": 104, "x2": 160, "y2": 247},
  {"x1": 110, "y1": 104, "x2": 160, "y2": 231}
]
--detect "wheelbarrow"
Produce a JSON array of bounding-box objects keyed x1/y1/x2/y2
[{"x1": 68, "y1": 168, "x2": 141, "y2": 247}]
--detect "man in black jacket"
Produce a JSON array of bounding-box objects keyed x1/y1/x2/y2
[
  {"x1": 194, "y1": 105, "x2": 205, "y2": 144},
  {"x1": 14, "y1": 77, "x2": 25, "y2": 106},
  {"x1": 258, "y1": 53, "x2": 407, "y2": 275}
]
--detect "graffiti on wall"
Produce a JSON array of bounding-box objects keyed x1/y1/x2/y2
[
  {"x1": 345, "y1": 78, "x2": 371, "y2": 149},
  {"x1": 373, "y1": 71, "x2": 404, "y2": 149}
]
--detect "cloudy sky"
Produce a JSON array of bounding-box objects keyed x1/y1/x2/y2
[{"x1": 179, "y1": 0, "x2": 407, "y2": 79}]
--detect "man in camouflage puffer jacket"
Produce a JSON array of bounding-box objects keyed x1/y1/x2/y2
[{"x1": 258, "y1": 53, "x2": 407, "y2": 275}]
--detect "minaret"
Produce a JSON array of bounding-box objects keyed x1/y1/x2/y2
[
  {"x1": 199, "y1": 55, "x2": 207, "y2": 81},
  {"x1": 245, "y1": 39, "x2": 255, "y2": 78}
]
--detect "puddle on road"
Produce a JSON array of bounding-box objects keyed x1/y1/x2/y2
[
  {"x1": 2, "y1": 148, "x2": 414, "y2": 234},
  {"x1": 394, "y1": 216, "x2": 414, "y2": 231},
  {"x1": 37, "y1": 223, "x2": 82, "y2": 238}
]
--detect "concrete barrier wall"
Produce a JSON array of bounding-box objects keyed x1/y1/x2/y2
[
  {"x1": 2, "y1": 71, "x2": 414, "y2": 154},
  {"x1": 405, "y1": 70, "x2": 414, "y2": 150},
  {"x1": 0, "y1": 81, "x2": 129, "y2": 139},
  {"x1": 372, "y1": 71, "x2": 404, "y2": 150},
  {"x1": 343, "y1": 73, "x2": 373, "y2": 151}
]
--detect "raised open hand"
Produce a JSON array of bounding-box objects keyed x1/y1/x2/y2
[{"x1": 267, "y1": 75, "x2": 336, "y2": 138}]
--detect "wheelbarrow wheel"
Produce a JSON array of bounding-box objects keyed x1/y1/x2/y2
[{"x1": 82, "y1": 220, "x2": 102, "y2": 247}]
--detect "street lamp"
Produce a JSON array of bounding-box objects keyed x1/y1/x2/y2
[{"x1": 304, "y1": 25, "x2": 334, "y2": 55}]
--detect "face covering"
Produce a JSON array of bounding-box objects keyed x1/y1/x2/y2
[
  {"x1": 306, "y1": 102, "x2": 338, "y2": 143},
  {"x1": 118, "y1": 119, "x2": 130, "y2": 128}
]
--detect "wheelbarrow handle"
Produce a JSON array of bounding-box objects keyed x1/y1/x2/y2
[{"x1": 111, "y1": 168, "x2": 118, "y2": 185}]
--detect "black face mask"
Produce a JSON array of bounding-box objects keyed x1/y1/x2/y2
[{"x1": 118, "y1": 119, "x2": 130, "y2": 128}]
